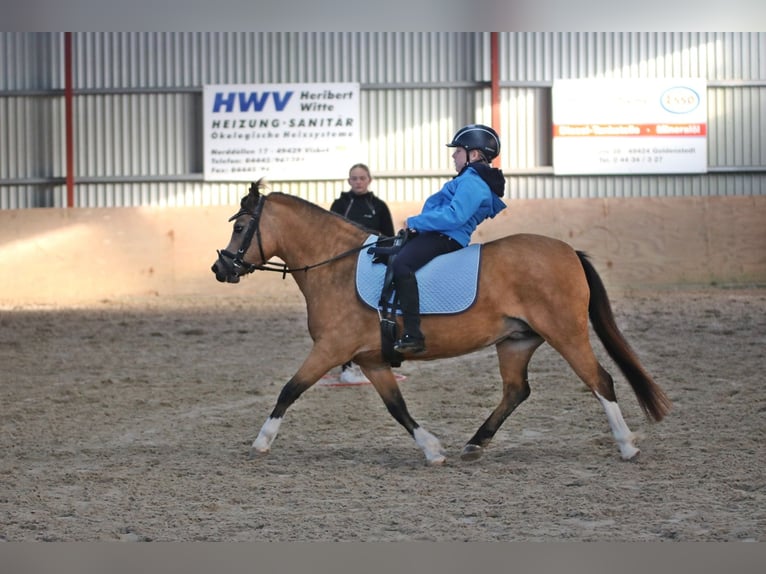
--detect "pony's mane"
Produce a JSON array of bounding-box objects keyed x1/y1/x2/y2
[
  {"x1": 240, "y1": 180, "x2": 326, "y2": 218},
  {"x1": 240, "y1": 185, "x2": 382, "y2": 236},
  {"x1": 238, "y1": 179, "x2": 388, "y2": 239},
  {"x1": 267, "y1": 191, "x2": 333, "y2": 219},
  {"x1": 270, "y1": 192, "x2": 381, "y2": 234}
]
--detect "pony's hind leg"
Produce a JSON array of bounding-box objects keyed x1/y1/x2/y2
[
  {"x1": 461, "y1": 336, "x2": 543, "y2": 461},
  {"x1": 529, "y1": 277, "x2": 641, "y2": 460},
  {"x1": 593, "y1": 365, "x2": 640, "y2": 460},
  {"x1": 554, "y1": 339, "x2": 640, "y2": 460}
]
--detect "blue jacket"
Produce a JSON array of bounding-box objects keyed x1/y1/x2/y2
[{"x1": 406, "y1": 164, "x2": 506, "y2": 247}]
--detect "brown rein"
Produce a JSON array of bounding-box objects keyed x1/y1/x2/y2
[{"x1": 257, "y1": 240, "x2": 387, "y2": 279}]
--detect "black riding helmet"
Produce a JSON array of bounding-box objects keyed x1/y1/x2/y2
[{"x1": 446, "y1": 124, "x2": 500, "y2": 162}]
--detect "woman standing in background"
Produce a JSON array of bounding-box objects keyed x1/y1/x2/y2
[{"x1": 330, "y1": 163, "x2": 395, "y2": 383}]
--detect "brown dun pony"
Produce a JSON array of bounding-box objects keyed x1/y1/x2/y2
[{"x1": 212, "y1": 180, "x2": 671, "y2": 465}]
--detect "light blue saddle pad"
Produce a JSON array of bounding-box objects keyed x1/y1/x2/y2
[{"x1": 355, "y1": 234, "x2": 481, "y2": 315}]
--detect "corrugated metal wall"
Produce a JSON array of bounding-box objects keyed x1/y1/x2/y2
[
  {"x1": 0, "y1": 32, "x2": 66, "y2": 208},
  {"x1": 1, "y1": 32, "x2": 764, "y2": 209},
  {"x1": 497, "y1": 32, "x2": 766, "y2": 198}
]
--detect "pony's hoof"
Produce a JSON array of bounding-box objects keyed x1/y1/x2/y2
[
  {"x1": 426, "y1": 455, "x2": 446, "y2": 466},
  {"x1": 248, "y1": 447, "x2": 269, "y2": 460},
  {"x1": 460, "y1": 444, "x2": 483, "y2": 461},
  {"x1": 621, "y1": 447, "x2": 641, "y2": 461}
]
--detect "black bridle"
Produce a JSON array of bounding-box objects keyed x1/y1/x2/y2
[
  {"x1": 217, "y1": 193, "x2": 271, "y2": 275},
  {"x1": 216, "y1": 193, "x2": 388, "y2": 279}
]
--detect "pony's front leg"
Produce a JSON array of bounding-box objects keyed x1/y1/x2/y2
[
  {"x1": 250, "y1": 416, "x2": 282, "y2": 457},
  {"x1": 249, "y1": 374, "x2": 318, "y2": 458},
  {"x1": 413, "y1": 427, "x2": 447, "y2": 466},
  {"x1": 365, "y1": 367, "x2": 446, "y2": 466}
]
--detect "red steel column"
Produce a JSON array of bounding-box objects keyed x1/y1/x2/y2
[{"x1": 64, "y1": 32, "x2": 75, "y2": 207}]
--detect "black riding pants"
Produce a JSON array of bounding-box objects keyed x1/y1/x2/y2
[{"x1": 391, "y1": 232, "x2": 463, "y2": 278}]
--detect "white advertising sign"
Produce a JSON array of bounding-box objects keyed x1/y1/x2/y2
[
  {"x1": 203, "y1": 83, "x2": 360, "y2": 181},
  {"x1": 552, "y1": 78, "x2": 707, "y2": 175}
]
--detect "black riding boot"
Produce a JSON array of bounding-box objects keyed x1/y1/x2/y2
[{"x1": 393, "y1": 273, "x2": 426, "y2": 354}]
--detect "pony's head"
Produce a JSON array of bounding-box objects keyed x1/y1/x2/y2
[{"x1": 211, "y1": 179, "x2": 267, "y2": 283}]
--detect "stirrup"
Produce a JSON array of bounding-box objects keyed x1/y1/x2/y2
[{"x1": 394, "y1": 333, "x2": 426, "y2": 354}]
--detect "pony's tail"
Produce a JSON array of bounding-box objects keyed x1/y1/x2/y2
[{"x1": 577, "y1": 251, "x2": 672, "y2": 422}]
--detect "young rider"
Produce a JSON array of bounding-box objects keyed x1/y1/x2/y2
[{"x1": 392, "y1": 124, "x2": 507, "y2": 354}]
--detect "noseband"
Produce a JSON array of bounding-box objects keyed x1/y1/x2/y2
[{"x1": 217, "y1": 193, "x2": 388, "y2": 279}]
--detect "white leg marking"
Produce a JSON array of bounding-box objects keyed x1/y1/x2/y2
[
  {"x1": 252, "y1": 417, "x2": 282, "y2": 453},
  {"x1": 413, "y1": 427, "x2": 446, "y2": 465},
  {"x1": 595, "y1": 392, "x2": 640, "y2": 460}
]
